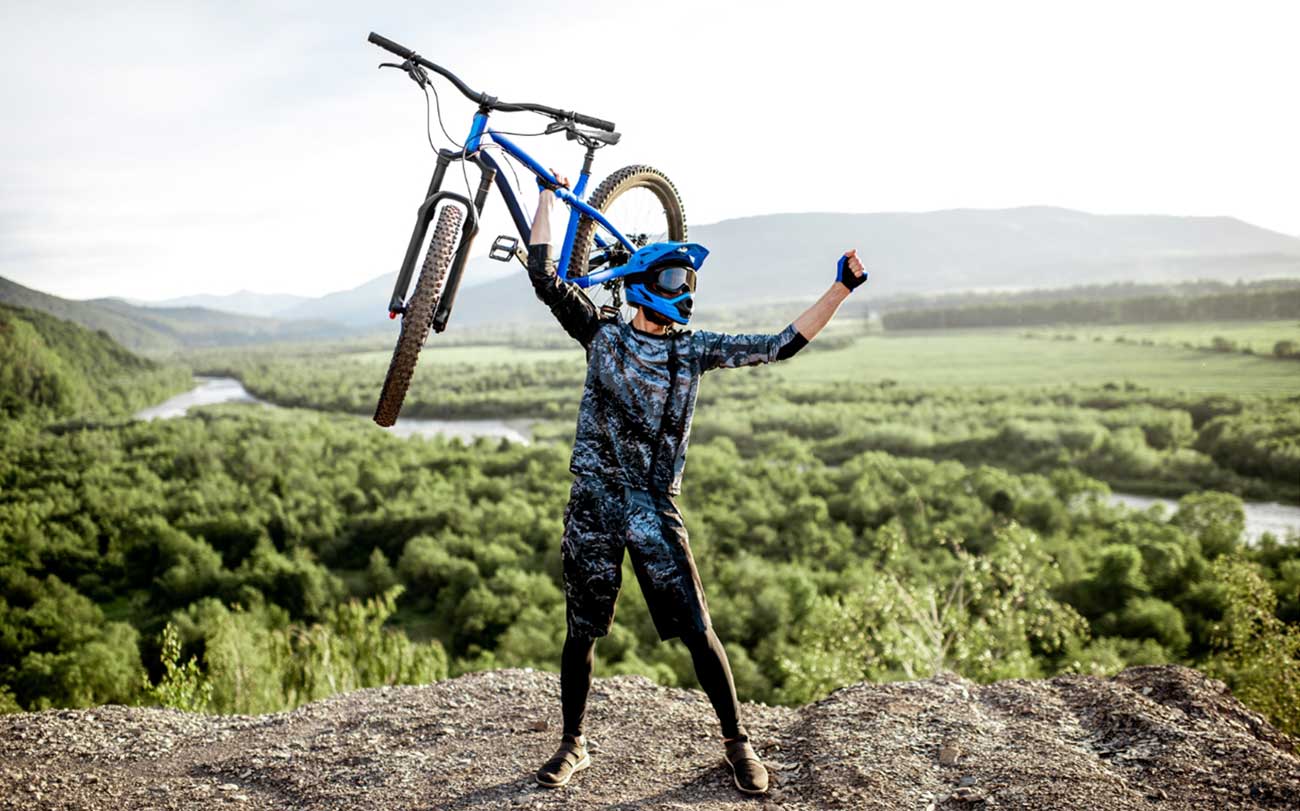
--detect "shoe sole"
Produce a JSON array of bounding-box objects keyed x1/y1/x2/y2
[
  {"x1": 724, "y1": 755, "x2": 769, "y2": 795},
  {"x1": 536, "y1": 753, "x2": 590, "y2": 788}
]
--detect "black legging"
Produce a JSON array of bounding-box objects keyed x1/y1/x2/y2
[{"x1": 561, "y1": 627, "x2": 743, "y2": 739}]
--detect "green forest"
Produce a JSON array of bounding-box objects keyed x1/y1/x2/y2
[{"x1": 1, "y1": 302, "x2": 1298, "y2": 737}]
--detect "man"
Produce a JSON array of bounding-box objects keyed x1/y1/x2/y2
[{"x1": 525, "y1": 177, "x2": 867, "y2": 795}]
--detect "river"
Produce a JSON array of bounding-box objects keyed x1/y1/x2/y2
[
  {"x1": 1107, "y1": 492, "x2": 1298, "y2": 545},
  {"x1": 135, "y1": 376, "x2": 533, "y2": 445},
  {"x1": 138, "y1": 377, "x2": 1299, "y2": 541}
]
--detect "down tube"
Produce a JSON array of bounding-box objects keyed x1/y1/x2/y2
[
  {"x1": 554, "y1": 191, "x2": 637, "y2": 284},
  {"x1": 477, "y1": 151, "x2": 530, "y2": 242}
]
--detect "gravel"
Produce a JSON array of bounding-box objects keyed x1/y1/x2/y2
[{"x1": 1, "y1": 665, "x2": 1296, "y2": 810}]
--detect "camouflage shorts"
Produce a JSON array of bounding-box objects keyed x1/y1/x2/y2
[{"x1": 561, "y1": 475, "x2": 712, "y2": 641}]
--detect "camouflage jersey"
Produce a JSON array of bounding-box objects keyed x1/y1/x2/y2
[{"x1": 526, "y1": 244, "x2": 807, "y2": 495}]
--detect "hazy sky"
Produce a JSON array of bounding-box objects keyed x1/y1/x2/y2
[{"x1": 3, "y1": 0, "x2": 1297, "y2": 301}]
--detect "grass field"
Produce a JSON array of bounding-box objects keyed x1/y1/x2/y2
[
  {"x1": 774, "y1": 328, "x2": 1300, "y2": 394},
  {"x1": 1024, "y1": 319, "x2": 1300, "y2": 354},
  {"x1": 341, "y1": 321, "x2": 1300, "y2": 396}
]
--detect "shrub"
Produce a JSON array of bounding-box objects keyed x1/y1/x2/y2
[
  {"x1": 141, "y1": 622, "x2": 212, "y2": 713},
  {"x1": 1207, "y1": 557, "x2": 1300, "y2": 736}
]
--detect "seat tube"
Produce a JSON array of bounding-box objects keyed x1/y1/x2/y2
[{"x1": 558, "y1": 147, "x2": 597, "y2": 279}]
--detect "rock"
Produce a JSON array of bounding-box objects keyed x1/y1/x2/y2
[{"x1": 958, "y1": 775, "x2": 977, "y2": 787}]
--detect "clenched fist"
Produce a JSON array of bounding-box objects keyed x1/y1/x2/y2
[{"x1": 836, "y1": 249, "x2": 868, "y2": 292}]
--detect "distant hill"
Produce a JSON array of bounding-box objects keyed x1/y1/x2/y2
[
  {"x1": 13, "y1": 208, "x2": 1300, "y2": 345},
  {"x1": 0, "y1": 276, "x2": 177, "y2": 352},
  {"x1": 0, "y1": 276, "x2": 348, "y2": 353},
  {"x1": 273, "y1": 255, "x2": 512, "y2": 328},
  {"x1": 259, "y1": 207, "x2": 1300, "y2": 331},
  {"x1": 0, "y1": 303, "x2": 189, "y2": 420},
  {"x1": 133, "y1": 290, "x2": 310, "y2": 318}
]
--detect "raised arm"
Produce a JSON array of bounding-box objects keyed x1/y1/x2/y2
[
  {"x1": 791, "y1": 249, "x2": 867, "y2": 341},
  {"x1": 525, "y1": 179, "x2": 600, "y2": 348},
  {"x1": 695, "y1": 249, "x2": 868, "y2": 372}
]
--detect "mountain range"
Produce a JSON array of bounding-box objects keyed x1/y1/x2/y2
[
  {"x1": 142, "y1": 206, "x2": 1300, "y2": 329},
  {"x1": 5, "y1": 207, "x2": 1299, "y2": 351},
  {"x1": 0, "y1": 276, "x2": 342, "y2": 354}
]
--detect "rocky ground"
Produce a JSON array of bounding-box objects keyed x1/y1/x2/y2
[{"x1": 1, "y1": 665, "x2": 1297, "y2": 810}]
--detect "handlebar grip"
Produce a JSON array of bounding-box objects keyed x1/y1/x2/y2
[
  {"x1": 573, "y1": 112, "x2": 616, "y2": 132},
  {"x1": 368, "y1": 32, "x2": 415, "y2": 61}
]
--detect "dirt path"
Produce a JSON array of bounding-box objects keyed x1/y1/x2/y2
[{"x1": 1, "y1": 665, "x2": 1296, "y2": 810}]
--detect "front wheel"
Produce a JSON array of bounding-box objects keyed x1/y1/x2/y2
[
  {"x1": 570, "y1": 165, "x2": 687, "y2": 313},
  {"x1": 373, "y1": 204, "x2": 464, "y2": 427}
]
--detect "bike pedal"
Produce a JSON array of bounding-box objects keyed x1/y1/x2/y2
[{"x1": 489, "y1": 235, "x2": 520, "y2": 262}]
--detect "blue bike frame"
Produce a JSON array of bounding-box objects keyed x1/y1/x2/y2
[
  {"x1": 385, "y1": 111, "x2": 633, "y2": 332},
  {"x1": 472, "y1": 116, "x2": 631, "y2": 287}
]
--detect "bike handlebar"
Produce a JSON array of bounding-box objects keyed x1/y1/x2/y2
[{"x1": 368, "y1": 32, "x2": 617, "y2": 133}]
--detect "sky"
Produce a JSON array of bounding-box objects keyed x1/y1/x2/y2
[{"x1": 2, "y1": 0, "x2": 1298, "y2": 301}]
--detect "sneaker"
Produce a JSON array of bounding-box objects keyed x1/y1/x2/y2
[
  {"x1": 723, "y1": 734, "x2": 769, "y2": 795},
  {"x1": 536, "y1": 733, "x2": 590, "y2": 788}
]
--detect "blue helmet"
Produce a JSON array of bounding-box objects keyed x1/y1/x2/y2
[{"x1": 622, "y1": 241, "x2": 708, "y2": 325}]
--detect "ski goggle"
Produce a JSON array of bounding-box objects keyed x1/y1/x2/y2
[{"x1": 648, "y1": 264, "x2": 696, "y2": 296}]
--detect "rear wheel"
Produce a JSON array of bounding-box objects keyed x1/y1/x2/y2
[
  {"x1": 373, "y1": 204, "x2": 464, "y2": 427},
  {"x1": 570, "y1": 165, "x2": 687, "y2": 316}
]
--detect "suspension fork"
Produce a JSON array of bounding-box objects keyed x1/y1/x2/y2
[
  {"x1": 386, "y1": 147, "x2": 496, "y2": 332},
  {"x1": 387, "y1": 149, "x2": 475, "y2": 316},
  {"x1": 432, "y1": 153, "x2": 496, "y2": 332}
]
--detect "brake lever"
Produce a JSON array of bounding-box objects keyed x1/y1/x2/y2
[{"x1": 377, "y1": 60, "x2": 430, "y2": 89}]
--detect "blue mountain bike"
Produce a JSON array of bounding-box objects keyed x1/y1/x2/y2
[{"x1": 367, "y1": 32, "x2": 687, "y2": 427}]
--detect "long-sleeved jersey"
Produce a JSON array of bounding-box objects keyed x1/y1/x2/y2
[{"x1": 526, "y1": 244, "x2": 807, "y2": 494}]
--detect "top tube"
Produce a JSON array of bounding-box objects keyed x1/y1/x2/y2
[
  {"x1": 485, "y1": 130, "x2": 559, "y2": 188},
  {"x1": 484, "y1": 128, "x2": 638, "y2": 282}
]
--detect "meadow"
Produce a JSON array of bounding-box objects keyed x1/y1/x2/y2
[
  {"x1": 774, "y1": 328, "x2": 1300, "y2": 394},
  {"x1": 1025, "y1": 319, "x2": 1300, "y2": 356}
]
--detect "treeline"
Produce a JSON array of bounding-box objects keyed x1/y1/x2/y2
[
  {"x1": 1, "y1": 406, "x2": 1297, "y2": 732},
  {"x1": 882, "y1": 287, "x2": 1300, "y2": 330},
  {"x1": 873, "y1": 278, "x2": 1300, "y2": 314},
  {"x1": 0, "y1": 303, "x2": 189, "y2": 421}
]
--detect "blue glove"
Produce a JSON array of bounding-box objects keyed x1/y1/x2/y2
[{"x1": 836, "y1": 253, "x2": 868, "y2": 292}]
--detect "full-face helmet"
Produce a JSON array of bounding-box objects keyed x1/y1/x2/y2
[{"x1": 621, "y1": 242, "x2": 708, "y2": 325}]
